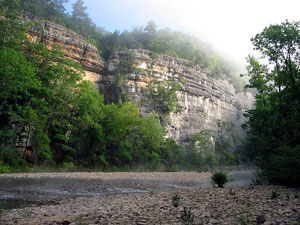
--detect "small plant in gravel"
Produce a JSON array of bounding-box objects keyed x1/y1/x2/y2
[
  {"x1": 285, "y1": 192, "x2": 291, "y2": 201},
  {"x1": 172, "y1": 194, "x2": 180, "y2": 207},
  {"x1": 211, "y1": 171, "x2": 228, "y2": 188},
  {"x1": 229, "y1": 188, "x2": 236, "y2": 195},
  {"x1": 76, "y1": 215, "x2": 86, "y2": 225},
  {"x1": 235, "y1": 208, "x2": 254, "y2": 225},
  {"x1": 233, "y1": 196, "x2": 246, "y2": 205},
  {"x1": 271, "y1": 190, "x2": 280, "y2": 199},
  {"x1": 133, "y1": 212, "x2": 141, "y2": 217},
  {"x1": 0, "y1": 200, "x2": 5, "y2": 219},
  {"x1": 180, "y1": 207, "x2": 194, "y2": 225},
  {"x1": 294, "y1": 193, "x2": 299, "y2": 199},
  {"x1": 237, "y1": 215, "x2": 248, "y2": 225}
]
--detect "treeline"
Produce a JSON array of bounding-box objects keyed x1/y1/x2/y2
[
  {"x1": 19, "y1": 0, "x2": 245, "y2": 91},
  {"x1": 244, "y1": 21, "x2": 300, "y2": 187},
  {"x1": 0, "y1": 0, "x2": 242, "y2": 172}
]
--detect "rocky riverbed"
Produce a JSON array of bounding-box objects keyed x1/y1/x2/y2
[{"x1": 0, "y1": 171, "x2": 299, "y2": 225}]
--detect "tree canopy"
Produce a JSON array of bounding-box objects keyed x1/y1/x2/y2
[
  {"x1": 0, "y1": 0, "x2": 168, "y2": 171},
  {"x1": 244, "y1": 20, "x2": 300, "y2": 187},
  {"x1": 16, "y1": 0, "x2": 246, "y2": 91},
  {"x1": 0, "y1": 0, "x2": 248, "y2": 173}
]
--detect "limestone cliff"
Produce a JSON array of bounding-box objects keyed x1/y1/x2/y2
[
  {"x1": 26, "y1": 16, "x2": 105, "y2": 88},
  {"x1": 26, "y1": 18, "x2": 253, "y2": 147},
  {"x1": 102, "y1": 49, "x2": 254, "y2": 147}
]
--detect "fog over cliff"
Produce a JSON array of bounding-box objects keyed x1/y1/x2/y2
[{"x1": 65, "y1": 0, "x2": 300, "y2": 64}]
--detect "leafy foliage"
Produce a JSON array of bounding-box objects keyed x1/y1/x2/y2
[
  {"x1": 0, "y1": 0, "x2": 248, "y2": 172},
  {"x1": 211, "y1": 171, "x2": 228, "y2": 188},
  {"x1": 180, "y1": 207, "x2": 194, "y2": 225},
  {"x1": 271, "y1": 190, "x2": 280, "y2": 199},
  {"x1": 149, "y1": 80, "x2": 182, "y2": 117},
  {"x1": 186, "y1": 130, "x2": 215, "y2": 169},
  {"x1": 172, "y1": 194, "x2": 180, "y2": 207},
  {"x1": 17, "y1": 0, "x2": 246, "y2": 90},
  {"x1": 244, "y1": 20, "x2": 300, "y2": 187},
  {"x1": 0, "y1": 0, "x2": 167, "y2": 170}
]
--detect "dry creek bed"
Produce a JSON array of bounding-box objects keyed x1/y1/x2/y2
[{"x1": 0, "y1": 171, "x2": 299, "y2": 225}]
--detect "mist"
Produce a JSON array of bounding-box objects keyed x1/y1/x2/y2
[{"x1": 66, "y1": 0, "x2": 300, "y2": 65}]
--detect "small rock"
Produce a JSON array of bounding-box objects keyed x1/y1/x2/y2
[
  {"x1": 201, "y1": 212, "x2": 210, "y2": 218},
  {"x1": 209, "y1": 218, "x2": 218, "y2": 224},
  {"x1": 256, "y1": 215, "x2": 266, "y2": 224},
  {"x1": 263, "y1": 221, "x2": 272, "y2": 225},
  {"x1": 57, "y1": 221, "x2": 71, "y2": 225}
]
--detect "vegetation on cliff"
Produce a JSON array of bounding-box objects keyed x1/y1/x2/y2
[
  {"x1": 0, "y1": 0, "x2": 242, "y2": 172},
  {"x1": 19, "y1": 0, "x2": 246, "y2": 91},
  {"x1": 0, "y1": 0, "x2": 164, "y2": 170},
  {"x1": 13, "y1": 0, "x2": 300, "y2": 188},
  {"x1": 244, "y1": 20, "x2": 300, "y2": 187}
]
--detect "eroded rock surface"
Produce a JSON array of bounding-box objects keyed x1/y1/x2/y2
[
  {"x1": 102, "y1": 49, "x2": 254, "y2": 145},
  {"x1": 26, "y1": 15, "x2": 104, "y2": 88},
  {"x1": 25, "y1": 16, "x2": 254, "y2": 145}
]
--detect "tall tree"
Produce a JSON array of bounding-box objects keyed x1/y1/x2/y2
[
  {"x1": 71, "y1": 0, "x2": 92, "y2": 37},
  {"x1": 144, "y1": 20, "x2": 157, "y2": 33},
  {"x1": 72, "y1": 0, "x2": 89, "y2": 21},
  {"x1": 0, "y1": 0, "x2": 28, "y2": 48},
  {"x1": 20, "y1": 0, "x2": 69, "y2": 22},
  {"x1": 244, "y1": 20, "x2": 300, "y2": 187}
]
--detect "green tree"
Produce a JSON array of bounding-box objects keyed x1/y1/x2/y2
[
  {"x1": 159, "y1": 138, "x2": 184, "y2": 171},
  {"x1": 72, "y1": 0, "x2": 89, "y2": 21},
  {"x1": 149, "y1": 80, "x2": 182, "y2": 117},
  {"x1": 0, "y1": 0, "x2": 29, "y2": 49},
  {"x1": 71, "y1": 0, "x2": 92, "y2": 35},
  {"x1": 0, "y1": 47, "x2": 40, "y2": 146},
  {"x1": 19, "y1": 0, "x2": 68, "y2": 23},
  {"x1": 144, "y1": 20, "x2": 157, "y2": 33},
  {"x1": 186, "y1": 130, "x2": 215, "y2": 169},
  {"x1": 70, "y1": 81, "x2": 106, "y2": 167},
  {"x1": 244, "y1": 20, "x2": 300, "y2": 187},
  {"x1": 102, "y1": 102, "x2": 164, "y2": 167}
]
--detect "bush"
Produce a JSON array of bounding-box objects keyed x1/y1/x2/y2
[
  {"x1": 180, "y1": 207, "x2": 194, "y2": 225},
  {"x1": 172, "y1": 194, "x2": 180, "y2": 207},
  {"x1": 262, "y1": 146, "x2": 300, "y2": 187},
  {"x1": 62, "y1": 162, "x2": 75, "y2": 172},
  {"x1": 0, "y1": 147, "x2": 28, "y2": 172},
  {"x1": 0, "y1": 160, "x2": 10, "y2": 173},
  {"x1": 211, "y1": 171, "x2": 228, "y2": 188}
]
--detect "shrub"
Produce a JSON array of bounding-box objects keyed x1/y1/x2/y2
[
  {"x1": 262, "y1": 146, "x2": 300, "y2": 187},
  {"x1": 211, "y1": 171, "x2": 228, "y2": 188},
  {"x1": 271, "y1": 190, "x2": 280, "y2": 199},
  {"x1": 228, "y1": 188, "x2": 236, "y2": 195},
  {"x1": 172, "y1": 194, "x2": 180, "y2": 207},
  {"x1": 0, "y1": 147, "x2": 27, "y2": 172},
  {"x1": 180, "y1": 207, "x2": 194, "y2": 225},
  {"x1": 62, "y1": 162, "x2": 75, "y2": 171},
  {"x1": 0, "y1": 160, "x2": 10, "y2": 173}
]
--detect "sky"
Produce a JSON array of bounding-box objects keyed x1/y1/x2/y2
[{"x1": 66, "y1": 0, "x2": 300, "y2": 65}]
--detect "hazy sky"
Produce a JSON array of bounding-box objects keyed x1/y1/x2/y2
[{"x1": 66, "y1": 0, "x2": 300, "y2": 64}]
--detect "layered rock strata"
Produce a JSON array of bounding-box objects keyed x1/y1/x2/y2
[
  {"x1": 102, "y1": 49, "x2": 253, "y2": 146},
  {"x1": 26, "y1": 16, "x2": 104, "y2": 89},
  {"x1": 25, "y1": 17, "x2": 253, "y2": 146}
]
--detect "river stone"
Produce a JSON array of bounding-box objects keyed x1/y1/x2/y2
[{"x1": 256, "y1": 215, "x2": 266, "y2": 224}]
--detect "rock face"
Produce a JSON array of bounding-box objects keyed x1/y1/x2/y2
[
  {"x1": 26, "y1": 18, "x2": 253, "y2": 147},
  {"x1": 26, "y1": 16, "x2": 105, "y2": 89},
  {"x1": 102, "y1": 49, "x2": 254, "y2": 146}
]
